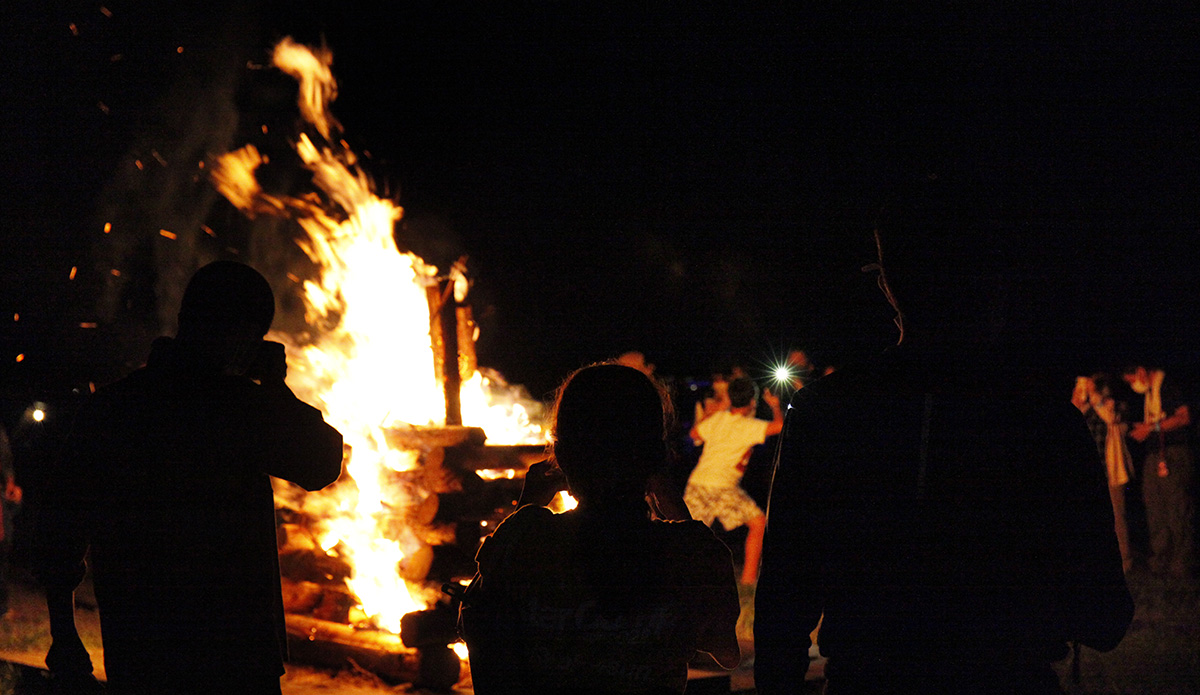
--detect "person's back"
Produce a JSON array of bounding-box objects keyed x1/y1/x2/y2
[
  {"x1": 460, "y1": 364, "x2": 740, "y2": 694},
  {"x1": 35, "y1": 261, "x2": 344, "y2": 694},
  {"x1": 756, "y1": 347, "x2": 1132, "y2": 693}
]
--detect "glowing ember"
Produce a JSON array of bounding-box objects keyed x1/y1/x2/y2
[{"x1": 210, "y1": 38, "x2": 546, "y2": 636}]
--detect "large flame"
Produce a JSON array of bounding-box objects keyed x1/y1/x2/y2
[{"x1": 211, "y1": 38, "x2": 544, "y2": 634}]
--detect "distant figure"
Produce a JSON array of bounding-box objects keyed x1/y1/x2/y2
[
  {"x1": 616, "y1": 350, "x2": 656, "y2": 376},
  {"x1": 459, "y1": 363, "x2": 740, "y2": 694},
  {"x1": 1073, "y1": 374, "x2": 1135, "y2": 571},
  {"x1": 755, "y1": 193, "x2": 1134, "y2": 695},
  {"x1": 1122, "y1": 364, "x2": 1195, "y2": 580},
  {"x1": 1, "y1": 424, "x2": 23, "y2": 617},
  {"x1": 34, "y1": 261, "x2": 344, "y2": 695},
  {"x1": 685, "y1": 377, "x2": 782, "y2": 585}
]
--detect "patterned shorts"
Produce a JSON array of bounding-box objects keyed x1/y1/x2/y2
[{"x1": 684, "y1": 483, "x2": 763, "y2": 531}]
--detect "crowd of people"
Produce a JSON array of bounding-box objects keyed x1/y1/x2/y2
[
  {"x1": 0, "y1": 242, "x2": 1158, "y2": 695},
  {"x1": 1072, "y1": 366, "x2": 1196, "y2": 582}
]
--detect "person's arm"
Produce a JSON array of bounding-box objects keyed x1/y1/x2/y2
[
  {"x1": 516, "y1": 459, "x2": 567, "y2": 508},
  {"x1": 1131, "y1": 404, "x2": 1190, "y2": 442},
  {"x1": 762, "y1": 389, "x2": 784, "y2": 437},
  {"x1": 239, "y1": 343, "x2": 344, "y2": 490}
]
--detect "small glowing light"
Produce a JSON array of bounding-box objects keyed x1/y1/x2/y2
[
  {"x1": 261, "y1": 124, "x2": 269, "y2": 134},
  {"x1": 15, "y1": 354, "x2": 24, "y2": 363},
  {"x1": 110, "y1": 269, "x2": 121, "y2": 277},
  {"x1": 159, "y1": 229, "x2": 177, "y2": 240},
  {"x1": 772, "y1": 364, "x2": 795, "y2": 384},
  {"x1": 134, "y1": 159, "x2": 144, "y2": 170},
  {"x1": 480, "y1": 520, "x2": 488, "y2": 527},
  {"x1": 13, "y1": 313, "x2": 18, "y2": 322},
  {"x1": 79, "y1": 322, "x2": 97, "y2": 329},
  {"x1": 100, "y1": 6, "x2": 113, "y2": 18},
  {"x1": 69, "y1": 266, "x2": 77, "y2": 280},
  {"x1": 202, "y1": 225, "x2": 216, "y2": 237},
  {"x1": 176, "y1": 46, "x2": 184, "y2": 54},
  {"x1": 452, "y1": 642, "x2": 469, "y2": 660},
  {"x1": 103, "y1": 222, "x2": 112, "y2": 233},
  {"x1": 32, "y1": 409, "x2": 45, "y2": 422},
  {"x1": 68, "y1": 23, "x2": 79, "y2": 36}
]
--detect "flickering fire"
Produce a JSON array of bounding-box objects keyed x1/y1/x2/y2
[{"x1": 210, "y1": 37, "x2": 546, "y2": 635}]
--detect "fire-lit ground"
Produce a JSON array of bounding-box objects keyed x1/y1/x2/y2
[{"x1": 1, "y1": 564, "x2": 1198, "y2": 694}]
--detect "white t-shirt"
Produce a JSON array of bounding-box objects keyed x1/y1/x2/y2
[{"x1": 688, "y1": 410, "x2": 770, "y2": 489}]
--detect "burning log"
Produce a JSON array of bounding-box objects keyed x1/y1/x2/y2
[{"x1": 285, "y1": 613, "x2": 461, "y2": 691}]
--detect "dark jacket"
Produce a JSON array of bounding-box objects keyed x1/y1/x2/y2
[
  {"x1": 754, "y1": 345, "x2": 1133, "y2": 694},
  {"x1": 34, "y1": 337, "x2": 343, "y2": 692}
]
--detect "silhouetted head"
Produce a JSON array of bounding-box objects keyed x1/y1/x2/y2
[
  {"x1": 727, "y1": 378, "x2": 759, "y2": 410},
  {"x1": 550, "y1": 364, "x2": 670, "y2": 507},
  {"x1": 871, "y1": 180, "x2": 1014, "y2": 348},
  {"x1": 175, "y1": 261, "x2": 275, "y2": 374}
]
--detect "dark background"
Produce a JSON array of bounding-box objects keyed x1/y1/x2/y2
[{"x1": 2, "y1": 1, "x2": 1198, "y2": 409}]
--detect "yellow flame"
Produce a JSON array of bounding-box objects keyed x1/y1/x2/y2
[{"x1": 213, "y1": 38, "x2": 546, "y2": 636}]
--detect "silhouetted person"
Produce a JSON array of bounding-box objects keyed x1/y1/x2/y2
[
  {"x1": 459, "y1": 363, "x2": 740, "y2": 695},
  {"x1": 754, "y1": 191, "x2": 1134, "y2": 695},
  {"x1": 34, "y1": 261, "x2": 344, "y2": 695},
  {"x1": 1122, "y1": 363, "x2": 1195, "y2": 580}
]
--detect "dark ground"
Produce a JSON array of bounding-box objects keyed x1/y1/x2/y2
[{"x1": 1, "y1": 557, "x2": 1198, "y2": 694}]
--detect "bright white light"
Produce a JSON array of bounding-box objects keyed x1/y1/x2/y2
[
  {"x1": 32, "y1": 409, "x2": 45, "y2": 422},
  {"x1": 772, "y1": 365, "x2": 794, "y2": 383}
]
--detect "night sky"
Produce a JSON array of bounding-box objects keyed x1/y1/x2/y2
[{"x1": 3, "y1": 2, "x2": 1199, "y2": 405}]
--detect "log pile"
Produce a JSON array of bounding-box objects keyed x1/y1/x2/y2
[{"x1": 274, "y1": 424, "x2": 546, "y2": 690}]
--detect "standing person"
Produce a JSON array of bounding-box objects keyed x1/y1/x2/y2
[
  {"x1": 1122, "y1": 364, "x2": 1195, "y2": 580},
  {"x1": 685, "y1": 377, "x2": 783, "y2": 585},
  {"x1": 459, "y1": 363, "x2": 740, "y2": 695},
  {"x1": 34, "y1": 261, "x2": 344, "y2": 695},
  {"x1": 755, "y1": 192, "x2": 1133, "y2": 694},
  {"x1": 1073, "y1": 374, "x2": 1136, "y2": 571}
]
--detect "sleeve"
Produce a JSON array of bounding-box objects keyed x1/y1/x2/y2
[
  {"x1": 238, "y1": 382, "x2": 344, "y2": 491},
  {"x1": 754, "y1": 396, "x2": 823, "y2": 693},
  {"x1": 747, "y1": 416, "x2": 771, "y2": 447}
]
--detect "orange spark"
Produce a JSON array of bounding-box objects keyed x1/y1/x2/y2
[
  {"x1": 79, "y1": 322, "x2": 97, "y2": 329},
  {"x1": 159, "y1": 229, "x2": 177, "y2": 240},
  {"x1": 69, "y1": 267, "x2": 77, "y2": 280},
  {"x1": 15, "y1": 354, "x2": 24, "y2": 363},
  {"x1": 110, "y1": 269, "x2": 121, "y2": 277},
  {"x1": 103, "y1": 222, "x2": 112, "y2": 233}
]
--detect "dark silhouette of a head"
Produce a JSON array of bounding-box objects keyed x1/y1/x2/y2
[
  {"x1": 727, "y1": 378, "x2": 759, "y2": 409},
  {"x1": 178, "y1": 261, "x2": 275, "y2": 337},
  {"x1": 550, "y1": 364, "x2": 669, "y2": 504}
]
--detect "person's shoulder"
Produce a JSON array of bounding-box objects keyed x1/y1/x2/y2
[
  {"x1": 653, "y1": 519, "x2": 730, "y2": 554},
  {"x1": 476, "y1": 504, "x2": 556, "y2": 565},
  {"x1": 494, "y1": 504, "x2": 555, "y2": 536}
]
